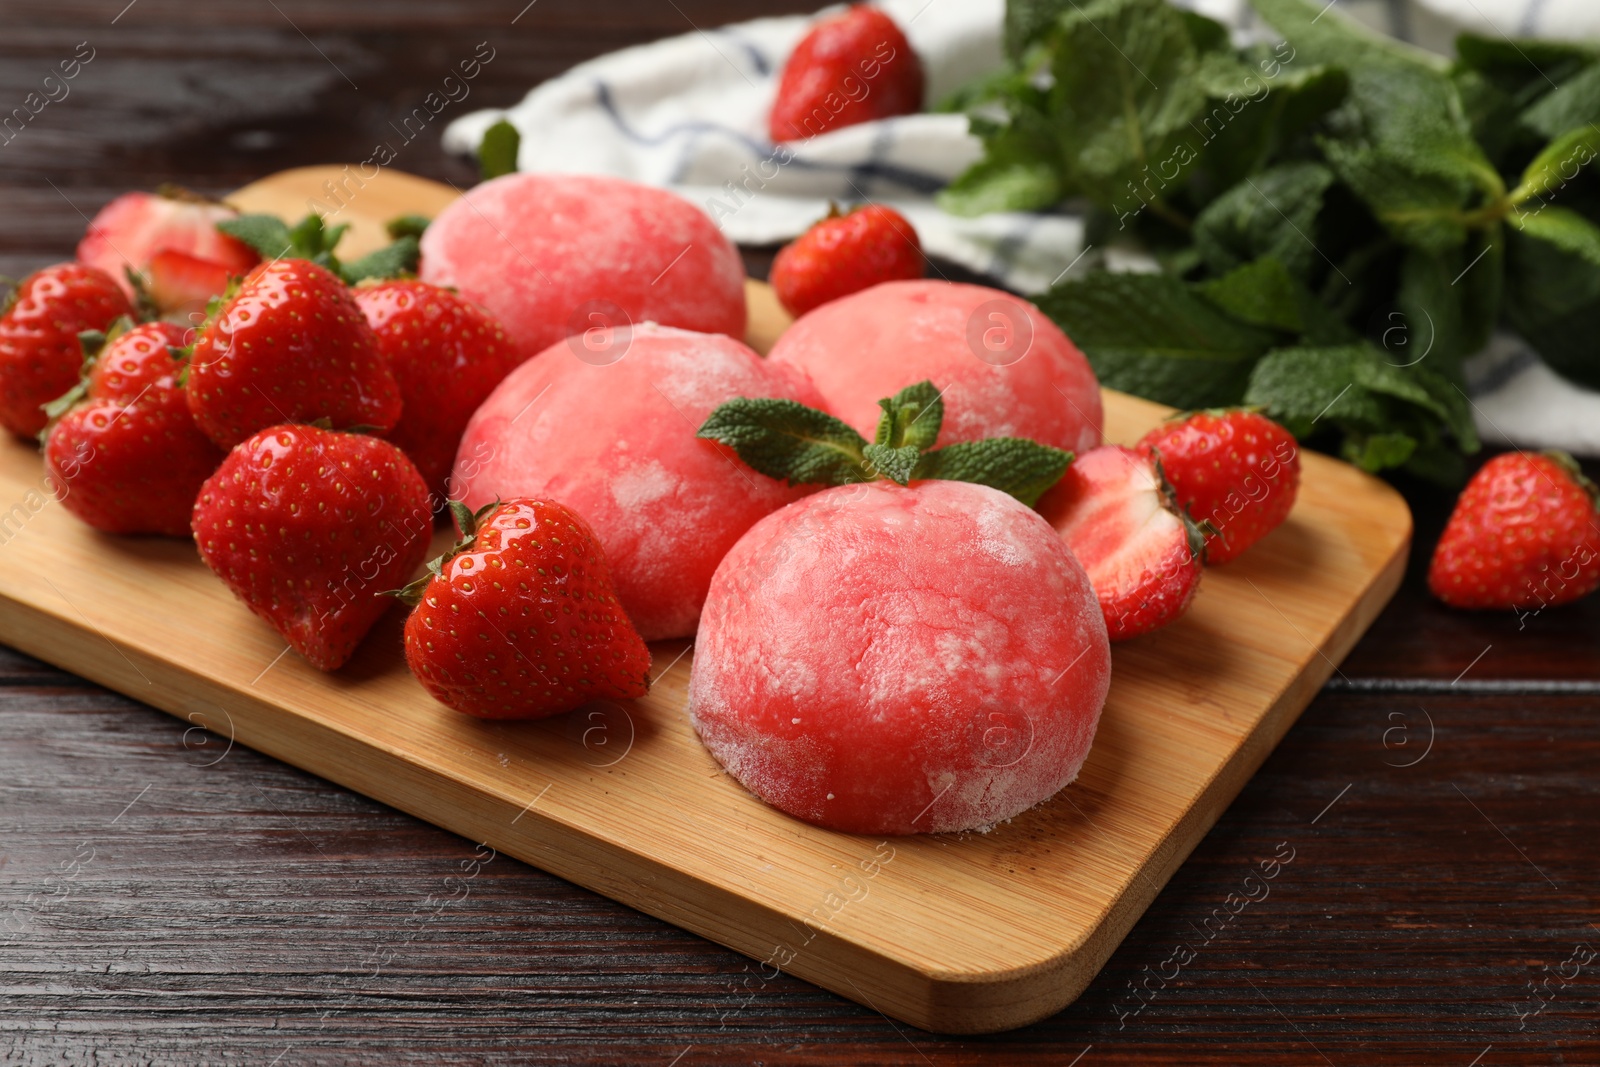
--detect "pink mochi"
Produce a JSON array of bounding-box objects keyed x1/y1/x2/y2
[
  {"x1": 767, "y1": 280, "x2": 1103, "y2": 455},
  {"x1": 690, "y1": 479, "x2": 1111, "y2": 835},
  {"x1": 451, "y1": 324, "x2": 821, "y2": 641},
  {"x1": 419, "y1": 173, "x2": 748, "y2": 362}
]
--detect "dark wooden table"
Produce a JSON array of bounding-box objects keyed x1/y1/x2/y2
[{"x1": 3, "y1": 2, "x2": 1598, "y2": 1063}]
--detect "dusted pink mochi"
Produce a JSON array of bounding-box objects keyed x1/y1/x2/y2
[
  {"x1": 690, "y1": 479, "x2": 1111, "y2": 835},
  {"x1": 420, "y1": 173, "x2": 747, "y2": 362},
  {"x1": 767, "y1": 280, "x2": 1103, "y2": 455},
  {"x1": 451, "y1": 324, "x2": 821, "y2": 641}
]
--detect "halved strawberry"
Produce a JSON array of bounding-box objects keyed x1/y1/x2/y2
[
  {"x1": 77, "y1": 188, "x2": 259, "y2": 307},
  {"x1": 147, "y1": 249, "x2": 238, "y2": 322},
  {"x1": 1037, "y1": 445, "x2": 1205, "y2": 641}
]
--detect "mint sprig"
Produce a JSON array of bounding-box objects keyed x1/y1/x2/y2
[
  {"x1": 217, "y1": 211, "x2": 421, "y2": 284},
  {"x1": 698, "y1": 380, "x2": 1074, "y2": 507},
  {"x1": 943, "y1": 0, "x2": 1600, "y2": 482}
]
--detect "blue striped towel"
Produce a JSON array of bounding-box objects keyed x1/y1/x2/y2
[{"x1": 442, "y1": 0, "x2": 1600, "y2": 455}]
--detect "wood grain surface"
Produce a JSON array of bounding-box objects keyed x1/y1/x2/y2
[{"x1": 2, "y1": 1, "x2": 1598, "y2": 1064}]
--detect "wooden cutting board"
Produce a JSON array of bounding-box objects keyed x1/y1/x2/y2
[{"x1": 0, "y1": 166, "x2": 1411, "y2": 1034}]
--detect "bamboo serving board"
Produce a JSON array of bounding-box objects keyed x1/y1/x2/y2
[{"x1": 0, "y1": 167, "x2": 1412, "y2": 1034}]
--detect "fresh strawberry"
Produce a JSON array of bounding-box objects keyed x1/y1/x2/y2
[
  {"x1": 771, "y1": 204, "x2": 923, "y2": 317},
  {"x1": 1428, "y1": 451, "x2": 1600, "y2": 610},
  {"x1": 43, "y1": 321, "x2": 224, "y2": 536},
  {"x1": 1038, "y1": 445, "x2": 1205, "y2": 641},
  {"x1": 352, "y1": 280, "x2": 523, "y2": 496},
  {"x1": 769, "y1": 4, "x2": 924, "y2": 143},
  {"x1": 0, "y1": 264, "x2": 136, "y2": 439},
  {"x1": 186, "y1": 259, "x2": 402, "y2": 449},
  {"x1": 394, "y1": 499, "x2": 651, "y2": 720},
  {"x1": 192, "y1": 423, "x2": 433, "y2": 671},
  {"x1": 1137, "y1": 409, "x2": 1300, "y2": 565},
  {"x1": 146, "y1": 249, "x2": 239, "y2": 322},
  {"x1": 77, "y1": 188, "x2": 259, "y2": 307}
]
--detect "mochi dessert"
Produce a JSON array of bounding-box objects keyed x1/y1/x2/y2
[
  {"x1": 691, "y1": 480, "x2": 1111, "y2": 835},
  {"x1": 419, "y1": 173, "x2": 747, "y2": 362},
  {"x1": 767, "y1": 280, "x2": 1103, "y2": 455},
  {"x1": 450, "y1": 324, "x2": 822, "y2": 641},
  {"x1": 690, "y1": 381, "x2": 1109, "y2": 835}
]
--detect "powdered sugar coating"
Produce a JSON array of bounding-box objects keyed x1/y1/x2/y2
[
  {"x1": 766, "y1": 280, "x2": 1104, "y2": 454},
  {"x1": 451, "y1": 324, "x2": 822, "y2": 640},
  {"x1": 419, "y1": 173, "x2": 747, "y2": 362},
  {"x1": 690, "y1": 479, "x2": 1111, "y2": 835}
]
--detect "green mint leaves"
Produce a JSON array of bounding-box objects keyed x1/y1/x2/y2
[
  {"x1": 943, "y1": 0, "x2": 1600, "y2": 481},
  {"x1": 217, "y1": 212, "x2": 423, "y2": 285},
  {"x1": 697, "y1": 380, "x2": 1075, "y2": 507},
  {"x1": 697, "y1": 398, "x2": 877, "y2": 487},
  {"x1": 478, "y1": 119, "x2": 521, "y2": 181}
]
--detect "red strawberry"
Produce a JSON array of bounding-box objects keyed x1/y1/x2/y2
[
  {"x1": 352, "y1": 280, "x2": 524, "y2": 496},
  {"x1": 1038, "y1": 445, "x2": 1204, "y2": 641},
  {"x1": 1428, "y1": 451, "x2": 1600, "y2": 611},
  {"x1": 771, "y1": 204, "x2": 923, "y2": 317},
  {"x1": 1138, "y1": 409, "x2": 1301, "y2": 565},
  {"x1": 192, "y1": 424, "x2": 433, "y2": 670},
  {"x1": 147, "y1": 249, "x2": 240, "y2": 321},
  {"x1": 43, "y1": 321, "x2": 224, "y2": 536},
  {"x1": 77, "y1": 188, "x2": 259, "y2": 306},
  {"x1": 769, "y1": 5, "x2": 924, "y2": 143},
  {"x1": 395, "y1": 499, "x2": 651, "y2": 720},
  {"x1": 186, "y1": 259, "x2": 402, "y2": 449},
  {"x1": 0, "y1": 264, "x2": 136, "y2": 439}
]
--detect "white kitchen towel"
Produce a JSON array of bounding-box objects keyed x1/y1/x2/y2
[{"x1": 442, "y1": 0, "x2": 1600, "y2": 456}]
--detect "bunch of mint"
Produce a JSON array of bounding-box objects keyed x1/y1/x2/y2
[{"x1": 941, "y1": 0, "x2": 1600, "y2": 483}]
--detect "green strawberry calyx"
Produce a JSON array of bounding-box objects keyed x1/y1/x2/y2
[
  {"x1": 697, "y1": 379, "x2": 1075, "y2": 507},
  {"x1": 383, "y1": 499, "x2": 498, "y2": 607},
  {"x1": 36, "y1": 316, "x2": 138, "y2": 441}
]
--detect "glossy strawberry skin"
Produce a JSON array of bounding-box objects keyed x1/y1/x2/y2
[
  {"x1": 1038, "y1": 445, "x2": 1204, "y2": 641},
  {"x1": 186, "y1": 259, "x2": 402, "y2": 449},
  {"x1": 1428, "y1": 451, "x2": 1600, "y2": 611},
  {"x1": 0, "y1": 264, "x2": 135, "y2": 438},
  {"x1": 771, "y1": 205, "x2": 923, "y2": 317},
  {"x1": 353, "y1": 281, "x2": 524, "y2": 496},
  {"x1": 44, "y1": 322, "x2": 223, "y2": 537},
  {"x1": 402, "y1": 500, "x2": 651, "y2": 720},
  {"x1": 769, "y1": 5, "x2": 924, "y2": 143},
  {"x1": 192, "y1": 424, "x2": 433, "y2": 671},
  {"x1": 76, "y1": 190, "x2": 259, "y2": 305},
  {"x1": 1138, "y1": 409, "x2": 1301, "y2": 565}
]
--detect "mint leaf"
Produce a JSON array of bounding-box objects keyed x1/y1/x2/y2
[
  {"x1": 1196, "y1": 257, "x2": 1304, "y2": 333},
  {"x1": 342, "y1": 235, "x2": 420, "y2": 283},
  {"x1": 697, "y1": 398, "x2": 871, "y2": 487},
  {"x1": 216, "y1": 214, "x2": 296, "y2": 260},
  {"x1": 385, "y1": 214, "x2": 432, "y2": 240},
  {"x1": 1245, "y1": 342, "x2": 1477, "y2": 455},
  {"x1": 914, "y1": 439, "x2": 1075, "y2": 507},
  {"x1": 1392, "y1": 232, "x2": 1502, "y2": 374},
  {"x1": 1512, "y1": 125, "x2": 1600, "y2": 204},
  {"x1": 1342, "y1": 431, "x2": 1418, "y2": 472},
  {"x1": 862, "y1": 444, "x2": 922, "y2": 486},
  {"x1": 938, "y1": 147, "x2": 1063, "y2": 216},
  {"x1": 874, "y1": 380, "x2": 943, "y2": 451},
  {"x1": 1252, "y1": 0, "x2": 1447, "y2": 73},
  {"x1": 479, "y1": 119, "x2": 520, "y2": 181},
  {"x1": 1503, "y1": 215, "x2": 1600, "y2": 389},
  {"x1": 1037, "y1": 271, "x2": 1275, "y2": 409},
  {"x1": 1520, "y1": 62, "x2": 1600, "y2": 140},
  {"x1": 1192, "y1": 162, "x2": 1336, "y2": 282},
  {"x1": 1508, "y1": 204, "x2": 1600, "y2": 266}
]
